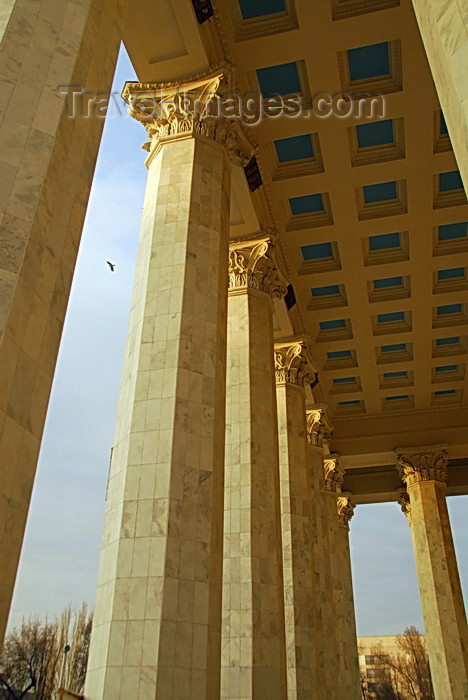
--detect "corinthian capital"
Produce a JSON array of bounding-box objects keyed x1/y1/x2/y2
[
  {"x1": 306, "y1": 405, "x2": 333, "y2": 447},
  {"x1": 122, "y1": 62, "x2": 254, "y2": 164},
  {"x1": 395, "y1": 444, "x2": 449, "y2": 487},
  {"x1": 274, "y1": 339, "x2": 317, "y2": 387},
  {"x1": 228, "y1": 234, "x2": 288, "y2": 298},
  {"x1": 336, "y1": 495, "x2": 355, "y2": 529},
  {"x1": 324, "y1": 454, "x2": 344, "y2": 493}
]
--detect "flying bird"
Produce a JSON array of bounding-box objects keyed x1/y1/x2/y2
[{"x1": 107, "y1": 261, "x2": 115, "y2": 272}]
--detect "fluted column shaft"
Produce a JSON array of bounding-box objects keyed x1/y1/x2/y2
[
  {"x1": 221, "y1": 237, "x2": 287, "y2": 699},
  {"x1": 275, "y1": 342, "x2": 319, "y2": 699},
  {"x1": 85, "y1": 70, "x2": 248, "y2": 700},
  {"x1": 397, "y1": 445, "x2": 468, "y2": 700}
]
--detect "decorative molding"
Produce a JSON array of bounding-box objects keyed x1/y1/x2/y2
[
  {"x1": 355, "y1": 179, "x2": 407, "y2": 221},
  {"x1": 331, "y1": 0, "x2": 399, "y2": 21},
  {"x1": 324, "y1": 349, "x2": 358, "y2": 371},
  {"x1": 274, "y1": 339, "x2": 317, "y2": 387},
  {"x1": 228, "y1": 234, "x2": 288, "y2": 298},
  {"x1": 209, "y1": 0, "x2": 233, "y2": 65},
  {"x1": 395, "y1": 444, "x2": 449, "y2": 486},
  {"x1": 324, "y1": 453, "x2": 344, "y2": 493},
  {"x1": 367, "y1": 275, "x2": 411, "y2": 304},
  {"x1": 284, "y1": 191, "x2": 334, "y2": 231},
  {"x1": 307, "y1": 283, "x2": 348, "y2": 312},
  {"x1": 433, "y1": 175, "x2": 467, "y2": 209},
  {"x1": 433, "y1": 271, "x2": 468, "y2": 296},
  {"x1": 122, "y1": 64, "x2": 254, "y2": 165},
  {"x1": 122, "y1": 61, "x2": 233, "y2": 99},
  {"x1": 315, "y1": 318, "x2": 353, "y2": 344},
  {"x1": 379, "y1": 370, "x2": 414, "y2": 391},
  {"x1": 306, "y1": 405, "x2": 333, "y2": 446},
  {"x1": 262, "y1": 132, "x2": 324, "y2": 182},
  {"x1": 336, "y1": 495, "x2": 355, "y2": 528},
  {"x1": 362, "y1": 230, "x2": 410, "y2": 267},
  {"x1": 332, "y1": 402, "x2": 468, "y2": 422},
  {"x1": 372, "y1": 310, "x2": 412, "y2": 337},
  {"x1": 376, "y1": 342, "x2": 413, "y2": 366},
  {"x1": 433, "y1": 226, "x2": 468, "y2": 258},
  {"x1": 223, "y1": 0, "x2": 298, "y2": 42},
  {"x1": 297, "y1": 240, "x2": 342, "y2": 277},
  {"x1": 432, "y1": 335, "x2": 468, "y2": 358},
  {"x1": 338, "y1": 39, "x2": 402, "y2": 96},
  {"x1": 348, "y1": 117, "x2": 405, "y2": 168}
]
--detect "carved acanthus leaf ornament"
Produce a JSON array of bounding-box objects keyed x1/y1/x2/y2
[
  {"x1": 324, "y1": 454, "x2": 344, "y2": 493},
  {"x1": 337, "y1": 495, "x2": 355, "y2": 528},
  {"x1": 274, "y1": 340, "x2": 317, "y2": 387},
  {"x1": 228, "y1": 235, "x2": 288, "y2": 298},
  {"x1": 122, "y1": 64, "x2": 254, "y2": 165},
  {"x1": 395, "y1": 445, "x2": 449, "y2": 487},
  {"x1": 306, "y1": 406, "x2": 333, "y2": 447}
]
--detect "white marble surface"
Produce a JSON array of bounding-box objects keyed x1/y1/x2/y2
[{"x1": 85, "y1": 132, "x2": 231, "y2": 700}]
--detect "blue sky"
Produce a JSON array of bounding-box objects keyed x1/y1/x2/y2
[{"x1": 8, "y1": 45, "x2": 468, "y2": 637}]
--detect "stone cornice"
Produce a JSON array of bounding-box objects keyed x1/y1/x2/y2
[
  {"x1": 332, "y1": 404, "x2": 468, "y2": 422},
  {"x1": 274, "y1": 339, "x2": 317, "y2": 387},
  {"x1": 228, "y1": 235, "x2": 288, "y2": 298},
  {"x1": 306, "y1": 405, "x2": 333, "y2": 447},
  {"x1": 121, "y1": 61, "x2": 234, "y2": 101},
  {"x1": 395, "y1": 444, "x2": 449, "y2": 487}
]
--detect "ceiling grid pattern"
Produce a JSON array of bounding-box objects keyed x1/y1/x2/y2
[{"x1": 214, "y1": 0, "x2": 468, "y2": 425}]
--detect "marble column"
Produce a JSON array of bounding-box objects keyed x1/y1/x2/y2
[
  {"x1": 275, "y1": 341, "x2": 319, "y2": 699},
  {"x1": 221, "y1": 235, "x2": 288, "y2": 700},
  {"x1": 306, "y1": 407, "x2": 335, "y2": 700},
  {"x1": 411, "y1": 0, "x2": 468, "y2": 191},
  {"x1": 323, "y1": 455, "x2": 361, "y2": 700},
  {"x1": 396, "y1": 445, "x2": 468, "y2": 700},
  {"x1": 85, "y1": 68, "x2": 252, "y2": 700},
  {"x1": 0, "y1": 0, "x2": 130, "y2": 646}
]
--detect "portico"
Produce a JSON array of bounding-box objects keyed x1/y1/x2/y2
[{"x1": 1, "y1": 0, "x2": 468, "y2": 698}]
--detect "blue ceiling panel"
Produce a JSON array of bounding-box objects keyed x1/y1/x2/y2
[
  {"x1": 257, "y1": 61, "x2": 301, "y2": 97},
  {"x1": 438, "y1": 222, "x2": 467, "y2": 240},
  {"x1": 357, "y1": 119, "x2": 394, "y2": 148},
  {"x1": 238, "y1": 0, "x2": 285, "y2": 19},
  {"x1": 275, "y1": 134, "x2": 314, "y2": 162},
  {"x1": 348, "y1": 42, "x2": 390, "y2": 81},
  {"x1": 290, "y1": 193, "x2": 324, "y2": 215},
  {"x1": 364, "y1": 181, "x2": 397, "y2": 203},
  {"x1": 369, "y1": 232, "x2": 400, "y2": 250},
  {"x1": 301, "y1": 242, "x2": 333, "y2": 260},
  {"x1": 439, "y1": 170, "x2": 464, "y2": 192}
]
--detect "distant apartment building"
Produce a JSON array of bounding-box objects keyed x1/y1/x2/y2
[{"x1": 358, "y1": 635, "x2": 433, "y2": 700}]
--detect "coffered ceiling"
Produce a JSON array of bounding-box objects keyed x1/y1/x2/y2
[{"x1": 122, "y1": 0, "x2": 468, "y2": 474}]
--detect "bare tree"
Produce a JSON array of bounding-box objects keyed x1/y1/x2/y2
[
  {"x1": 369, "y1": 627, "x2": 434, "y2": 700},
  {"x1": 61, "y1": 604, "x2": 92, "y2": 694},
  {"x1": 0, "y1": 604, "x2": 92, "y2": 699},
  {"x1": 395, "y1": 627, "x2": 434, "y2": 700}
]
